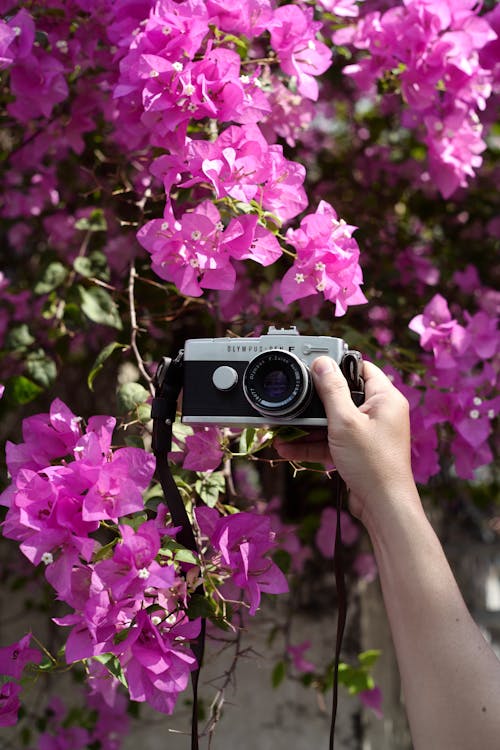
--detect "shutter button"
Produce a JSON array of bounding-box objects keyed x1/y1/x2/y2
[{"x1": 212, "y1": 366, "x2": 238, "y2": 391}]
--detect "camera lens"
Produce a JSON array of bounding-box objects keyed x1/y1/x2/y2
[{"x1": 243, "y1": 350, "x2": 312, "y2": 418}]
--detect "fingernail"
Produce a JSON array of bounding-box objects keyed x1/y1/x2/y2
[{"x1": 312, "y1": 357, "x2": 336, "y2": 377}]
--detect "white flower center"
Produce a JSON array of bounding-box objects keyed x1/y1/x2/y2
[
  {"x1": 294, "y1": 273, "x2": 305, "y2": 284},
  {"x1": 469, "y1": 409, "x2": 480, "y2": 420},
  {"x1": 173, "y1": 61, "x2": 183, "y2": 72},
  {"x1": 150, "y1": 70, "x2": 159, "y2": 78},
  {"x1": 137, "y1": 568, "x2": 150, "y2": 579},
  {"x1": 41, "y1": 552, "x2": 54, "y2": 565}
]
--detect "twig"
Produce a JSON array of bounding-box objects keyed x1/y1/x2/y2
[
  {"x1": 205, "y1": 609, "x2": 246, "y2": 748},
  {"x1": 128, "y1": 263, "x2": 155, "y2": 395}
]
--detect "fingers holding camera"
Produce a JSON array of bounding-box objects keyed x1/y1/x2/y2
[
  {"x1": 274, "y1": 429, "x2": 332, "y2": 466},
  {"x1": 274, "y1": 355, "x2": 418, "y2": 526},
  {"x1": 310, "y1": 356, "x2": 363, "y2": 430}
]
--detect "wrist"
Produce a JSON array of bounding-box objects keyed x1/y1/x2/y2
[{"x1": 356, "y1": 481, "x2": 424, "y2": 544}]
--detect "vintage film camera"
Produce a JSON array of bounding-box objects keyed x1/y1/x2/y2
[{"x1": 180, "y1": 326, "x2": 364, "y2": 427}]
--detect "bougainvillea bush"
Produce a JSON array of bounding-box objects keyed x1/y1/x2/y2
[{"x1": 0, "y1": 0, "x2": 498, "y2": 745}]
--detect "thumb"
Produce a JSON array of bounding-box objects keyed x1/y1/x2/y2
[{"x1": 311, "y1": 356, "x2": 360, "y2": 428}]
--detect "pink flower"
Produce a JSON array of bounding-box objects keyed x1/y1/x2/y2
[
  {"x1": 463, "y1": 311, "x2": 498, "y2": 359},
  {"x1": 185, "y1": 124, "x2": 307, "y2": 222},
  {"x1": 451, "y1": 434, "x2": 493, "y2": 480},
  {"x1": 409, "y1": 294, "x2": 467, "y2": 368},
  {"x1": 287, "y1": 640, "x2": 316, "y2": 673},
  {"x1": 270, "y1": 5, "x2": 332, "y2": 100},
  {"x1": 196, "y1": 506, "x2": 289, "y2": 615},
  {"x1": 280, "y1": 200, "x2": 367, "y2": 316},
  {"x1": 0, "y1": 681, "x2": 21, "y2": 728},
  {"x1": 92, "y1": 521, "x2": 177, "y2": 602},
  {"x1": 121, "y1": 611, "x2": 200, "y2": 714},
  {"x1": 38, "y1": 726, "x2": 90, "y2": 750},
  {"x1": 183, "y1": 426, "x2": 224, "y2": 472},
  {"x1": 82, "y1": 447, "x2": 155, "y2": 522},
  {"x1": 206, "y1": 0, "x2": 274, "y2": 37},
  {"x1": 315, "y1": 507, "x2": 359, "y2": 558},
  {"x1": 359, "y1": 685, "x2": 383, "y2": 718},
  {"x1": 0, "y1": 633, "x2": 41, "y2": 679},
  {"x1": 318, "y1": 0, "x2": 360, "y2": 17},
  {"x1": 138, "y1": 201, "x2": 254, "y2": 296},
  {"x1": 0, "y1": 21, "x2": 18, "y2": 70}
]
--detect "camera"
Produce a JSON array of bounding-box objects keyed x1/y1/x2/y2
[{"x1": 180, "y1": 326, "x2": 364, "y2": 427}]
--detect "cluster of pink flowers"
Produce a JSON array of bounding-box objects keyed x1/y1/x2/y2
[
  {"x1": 196, "y1": 505, "x2": 289, "y2": 615},
  {"x1": 0, "y1": 633, "x2": 41, "y2": 727},
  {"x1": 408, "y1": 290, "x2": 499, "y2": 480},
  {"x1": 0, "y1": 398, "x2": 292, "y2": 724},
  {"x1": 122, "y1": 0, "x2": 365, "y2": 314},
  {"x1": 334, "y1": 0, "x2": 498, "y2": 197}
]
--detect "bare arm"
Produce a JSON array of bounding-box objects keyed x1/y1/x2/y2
[{"x1": 275, "y1": 357, "x2": 500, "y2": 750}]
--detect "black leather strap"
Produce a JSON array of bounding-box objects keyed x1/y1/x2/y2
[
  {"x1": 152, "y1": 352, "x2": 204, "y2": 750},
  {"x1": 329, "y1": 472, "x2": 347, "y2": 750},
  {"x1": 329, "y1": 351, "x2": 364, "y2": 748}
]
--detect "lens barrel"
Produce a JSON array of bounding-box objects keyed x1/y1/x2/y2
[{"x1": 242, "y1": 350, "x2": 312, "y2": 418}]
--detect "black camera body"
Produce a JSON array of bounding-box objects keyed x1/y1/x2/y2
[{"x1": 180, "y1": 326, "x2": 364, "y2": 427}]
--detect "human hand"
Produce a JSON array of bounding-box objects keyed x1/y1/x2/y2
[{"x1": 274, "y1": 357, "x2": 418, "y2": 527}]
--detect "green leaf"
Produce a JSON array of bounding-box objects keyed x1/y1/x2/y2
[
  {"x1": 34, "y1": 262, "x2": 68, "y2": 294},
  {"x1": 159, "y1": 538, "x2": 198, "y2": 565},
  {"x1": 239, "y1": 427, "x2": 256, "y2": 454},
  {"x1": 88, "y1": 341, "x2": 127, "y2": 390},
  {"x1": 93, "y1": 653, "x2": 128, "y2": 687},
  {"x1": 358, "y1": 650, "x2": 381, "y2": 669},
  {"x1": 172, "y1": 422, "x2": 194, "y2": 443},
  {"x1": 194, "y1": 471, "x2": 226, "y2": 507},
  {"x1": 92, "y1": 539, "x2": 118, "y2": 563},
  {"x1": 271, "y1": 660, "x2": 286, "y2": 688},
  {"x1": 275, "y1": 426, "x2": 309, "y2": 442},
  {"x1": 144, "y1": 482, "x2": 165, "y2": 503},
  {"x1": 20, "y1": 727, "x2": 32, "y2": 746},
  {"x1": 74, "y1": 208, "x2": 107, "y2": 232},
  {"x1": 5, "y1": 324, "x2": 35, "y2": 351},
  {"x1": 272, "y1": 549, "x2": 291, "y2": 574},
  {"x1": 6, "y1": 375, "x2": 43, "y2": 405},
  {"x1": 174, "y1": 548, "x2": 199, "y2": 564},
  {"x1": 120, "y1": 512, "x2": 148, "y2": 531},
  {"x1": 137, "y1": 403, "x2": 152, "y2": 423},
  {"x1": 116, "y1": 381, "x2": 150, "y2": 413},
  {"x1": 74, "y1": 251, "x2": 110, "y2": 281},
  {"x1": 186, "y1": 594, "x2": 217, "y2": 620},
  {"x1": 124, "y1": 434, "x2": 145, "y2": 449},
  {"x1": 80, "y1": 286, "x2": 123, "y2": 329},
  {"x1": 25, "y1": 350, "x2": 57, "y2": 388}
]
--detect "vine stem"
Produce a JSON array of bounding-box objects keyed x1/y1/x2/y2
[{"x1": 128, "y1": 263, "x2": 155, "y2": 395}]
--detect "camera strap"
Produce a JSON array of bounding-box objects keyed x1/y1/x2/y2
[
  {"x1": 151, "y1": 351, "x2": 205, "y2": 750},
  {"x1": 330, "y1": 472, "x2": 347, "y2": 750},
  {"x1": 328, "y1": 351, "x2": 365, "y2": 749}
]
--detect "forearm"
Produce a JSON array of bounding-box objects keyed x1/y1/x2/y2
[{"x1": 365, "y1": 488, "x2": 500, "y2": 750}]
